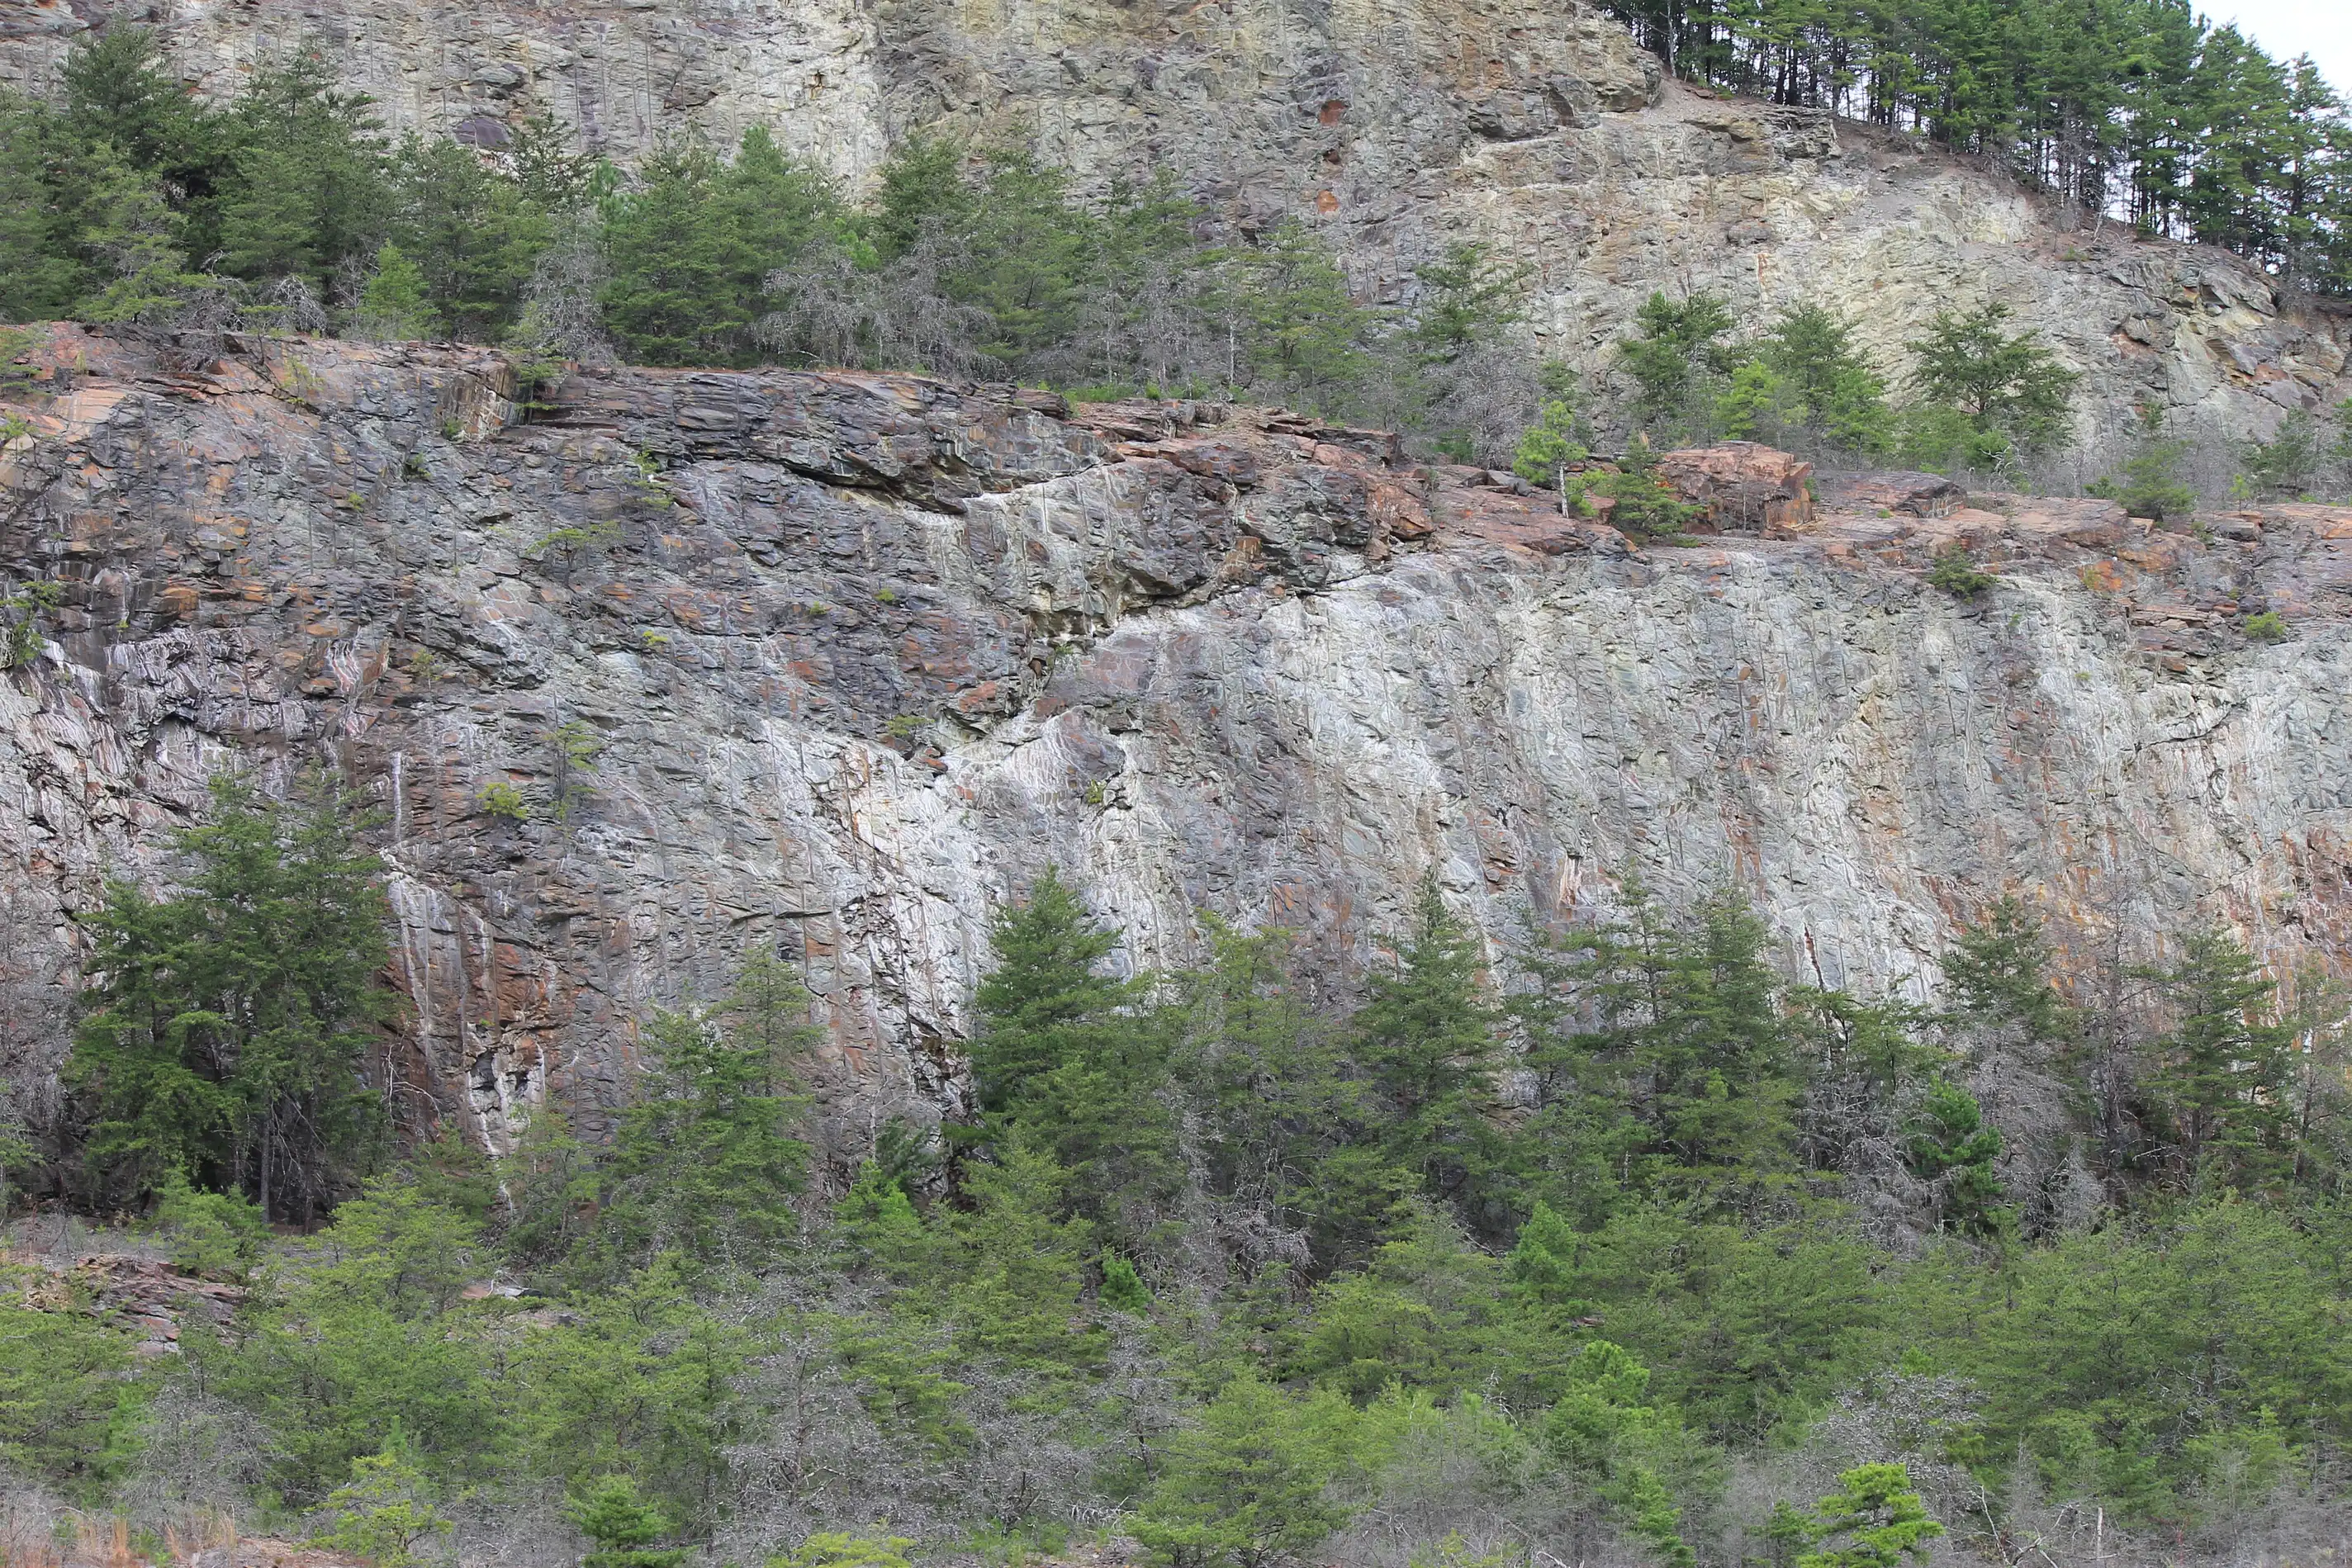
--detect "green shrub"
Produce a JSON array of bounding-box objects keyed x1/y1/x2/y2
[
  {"x1": 566, "y1": 1476, "x2": 684, "y2": 1568},
  {"x1": 154, "y1": 1171, "x2": 271, "y2": 1280},
  {"x1": 477, "y1": 780, "x2": 530, "y2": 821},
  {"x1": 2089, "y1": 410, "x2": 2198, "y2": 520},
  {"x1": 311, "y1": 1437, "x2": 454, "y2": 1568},
  {"x1": 2243, "y1": 610, "x2": 2288, "y2": 641},
  {"x1": 1928, "y1": 549, "x2": 1997, "y2": 596}
]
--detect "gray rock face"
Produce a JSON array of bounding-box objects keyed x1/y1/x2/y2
[
  {"x1": 5, "y1": 329, "x2": 2350, "y2": 1171},
  {"x1": 4, "y1": 0, "x2": 2344, "y2": 444}
]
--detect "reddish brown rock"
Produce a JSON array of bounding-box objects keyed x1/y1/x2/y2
[{"x1": 1654, "y1": 442, "x2": 1815, "y2": 531}]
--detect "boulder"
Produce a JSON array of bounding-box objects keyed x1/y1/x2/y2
[{"x1": 1654, "y1": 443, "x2": 1815, "y2": 532}]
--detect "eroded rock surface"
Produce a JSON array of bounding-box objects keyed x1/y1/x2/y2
[
  {"x1": 2, "y1": 0, "x2": 2345, "y2": 443},
  {"x1": 5, "y1": 333, "x2": 2350, "y2": 1165}
]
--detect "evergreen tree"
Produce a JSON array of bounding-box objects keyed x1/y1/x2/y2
[
  {"x1": 0, "y1": 102, "x2": 83, "y2": 320},
  {"x1": 2090, "y1": 406, "x2": 2198, "y2": 519},
  {"x1": 352, "y1": 243, "x2": 439, "y2": 341},
  {"x1": 1131, "y1": 1372, "x2": 1356, "y2": 1568},
  {"x1": 1942, "y1": 896, "x2": 2070, "y2": 1042},
  {"x1": 1349, "y1": 880, "x2": 1510, "y2": 1225},
  {"x1": 2143, "y1": 927, "x2": 2295, "y2": 1188},
  {"x1": 1407, "y1": 239, "x2": 1529, "y2": 364},
  {"x1": 1219, "y1": 220, "x2": 1377, "y2": 412},
  {"x1": 383, "y1": 133, "x2": 548, "y2": 341},
  {"x1": 1906, "y1": 303, "x2": 2079, "y2": 453},
  {"x1": 66, "y1": 774, "x2": 395, "y2": 1222},
  {"x1": 1754, "y1": 304, "x2": 1892, "y2": 453},
  {"x1": 1619, "y1": 290, "x2": 1738, "y2": 433},
  {"x1": 1787, "y1": 1464, "x2": 1945, "y2": 1568},
  {"x1": 1903, "y1": 1082, "x2": 2008, "y2": 1239},
  {"x1": 566, "y1": 1476, "x2": 685, "y2": 1568},
  {"x1": 970, "y1": 867, "x2": 1131, "y2": 1114},
  {"x1": 596, "y1": 997, "x2": 811, "y2": 1271}
]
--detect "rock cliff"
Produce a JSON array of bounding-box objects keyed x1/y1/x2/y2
[
  {"x1": 4, "y1": 0, "x2": 2345, "y2": 444},
  {"x1": 5, "y1": 327, "x2": 2350, "y2": 1163}
]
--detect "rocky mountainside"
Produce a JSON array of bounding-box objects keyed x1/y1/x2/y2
[
  {"x1": 4, "y1": 325, "x2": 2349, "y2": 1164},
  {"x1": 3, "y1": 0, "x2": 2345, "y2": 446}
]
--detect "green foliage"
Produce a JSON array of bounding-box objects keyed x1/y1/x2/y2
[
  {"x1": 2089, "y1": 408, "x2": 2198, "y2": 519},
  {"x1": 477, "y1": 779, "x2": 531, "y2": 821},
  {"x1": 1101, "y1": 1253, "x2": 1152, "y2": 1313},
  {"x1": 600, "y1": 130, "x2": 839, "y2": 366},
  {"x1": 65, "y1": 773, "x2": 396, "y2": 1222},
  {"x1": 1592, "y1": 0, "x2": 2352, "y2": 293},
  {"x1": 1927, "y1": 549, "x2": 1997, "y2": 596},
  {"x1": 0, "y1": 1277, "x2": 143, "y2": 1485},
  {"x1": 311, "y1": 1434, "x2": 454, "y2": 1568},
  {"x1": 1, "y1": 579, "x2": 63, "y2": 670},
  {"x1": 1579, "y1": 438, "x2": 1705, "y2": 538},
  {"x1": 1747, "y1": 306, "x2": 1894, "y2": 454},
  {"x1": 771, "y1": 1535, "x2": 916, "y2": 1568},
  {"x1": 215, "y1": 1176, "x2": 500, "y2": 1504},
  {"x1": 1132, "y1": 1373, "x2": 1356, "y2": 1568},
  {"x1": 352, "y1": 243, "x2": 439, "y2": 342},
  {"x1": 1785, "y1": 1464, "x2": 1944, "y2": 1568},
  {"x1": 2236, "y1": 408, "x2": 2332, "y2": 500},
  {"x1": 567, "y1": 1475, "x2": 686, "y2": 1568},
  {"x1": 2243, "y1": 609, "x2": 2288, "y2": 640},
  {"x1": 1904, "y1": 1195, "x2": 2352, "y2": 1518},
  {"x1": 1349, "y1": 881, "x2": 1510, "y2": 1228},
  {"x1": 1511, "y1": 399, "x2": 1587, "y2": 510},
  {"x1": 1942, "y1": 896, "x2": 2071, "y2": 1044},
  {"x1": 154, "y1": 1171, "x2": 271, "y2": 1280},
  {"x1": 1218, "y1": 219, "x2": 1379, "y2": 410},
  {"x1": 1408, "y1": 240, "x2": 1529, "y2": 364},
  {"x1": 1903, "y1": 1082, "x2": 2007, "y2": 1239},
  {"x1": 971, "y1": 867, "x2": 1134, "y2": 1115},
  {"x1": 1906, "y1": 305, "x2": 2078, "y2": 454},
  {"x1": 2141, "y1": 927, "x2": 2296, "y2": 1188},
  {"x1": 590, "y1": 1002, "x2": 810, "y2": 1273},
  {"x1": 1619, "y1": 291, "x2": 1738, "y2": 435}
]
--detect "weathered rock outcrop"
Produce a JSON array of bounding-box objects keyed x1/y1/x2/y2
[
  {"x1": 3, "y1": 0, "x2": 2345, "y2": 443},
  {"x1": 5, "y1": 329, "x2": 2351, "y2": 1167}
]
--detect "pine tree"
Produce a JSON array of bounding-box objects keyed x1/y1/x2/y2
[
  {"x1": 1350, "y1": 879, "x2": 1510, "y2": 1223},
  {"x1": 1906, "y1": 303, "x2": 2079, "y2": 452},
  {"x1": 1941, "y1": 895, "x2": 2072, "y2": 1046},
  {"x1": 597, "y1": 997, "x2": 810, "y2": 1270},
  {"x1": 565, "y1": 1476, "x2": 685, "y2": 1568},
  {"x1": 1619, "y1": 290, "x2": 1737, "y2": 434},
  {"x1": 2144, "y1": 927, "x2": 2295, "y2": 1188},
  {"x1": 0, "y1": 104, "x2": 83, "y2": 320},
  {"x1": 1788, "y1": 1464, "x2": 1945, "y2": 1568},
  {"x1": 65, "y1": 773, "x2": 395, "y2": 1222},
  {"x1": 970, "y1": 866, "x2": 1131, "y2": 1114},
  {"x1": 1131, "y1": 1372, "x2": 1356, "y2": 1568},
  {"x1": 1219, "y1": 219, "x2": 1377, "y2": 412},
  {"x1": 352, "y1": 243, "x2": 439, "y2": 341}
]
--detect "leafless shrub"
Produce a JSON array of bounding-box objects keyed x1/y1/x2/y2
[
  {"x1": 513, "y1": 216, "x2": 614, "y2": 370},
  {"x1": 448, "y1": 1485, "x2": 579, "y2": 1568},
  {"x1": 1331, "y1": 1398, "x2": 1612, "y2": 1568},
  {"x1": 0, "y1": 1467, "x2": 65, "y2": 1568},
  {"x1": 1408, "y1": 342, "x2": 1551, "y2": 469},
  {"x1": 757, "y1": 234, "x2": 992, "y2": 379},
  {"x1": 119, "y1": 1372, "x2": 277, "y2": 1537}
]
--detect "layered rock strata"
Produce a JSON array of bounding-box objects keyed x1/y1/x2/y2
[{"x1": 4, "y1": 329, "x2": 2350, "y2": 1162}]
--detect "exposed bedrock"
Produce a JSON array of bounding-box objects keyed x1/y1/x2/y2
[
  {"x1": 3, "y1": 0, "x2": 2345, "y2": 443},
  {"x1": 4, "y1": 330, "x2": 2350, "y2": 1165}
]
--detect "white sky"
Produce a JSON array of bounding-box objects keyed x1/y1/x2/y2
[{"x1": 2205, "y1": 2, "x2": 2352, "y2": 96}]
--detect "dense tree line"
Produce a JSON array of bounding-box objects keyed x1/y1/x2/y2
[
  {"x1": 12, "y1": 27, "x2": 2352, "y2": 507},
  {"x1": 3, "y1": 782, "x2": 2349, "y2": 1568},
  {"x1": 1596, "y1": 0, "x2": 2352, "y2": 293}
]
